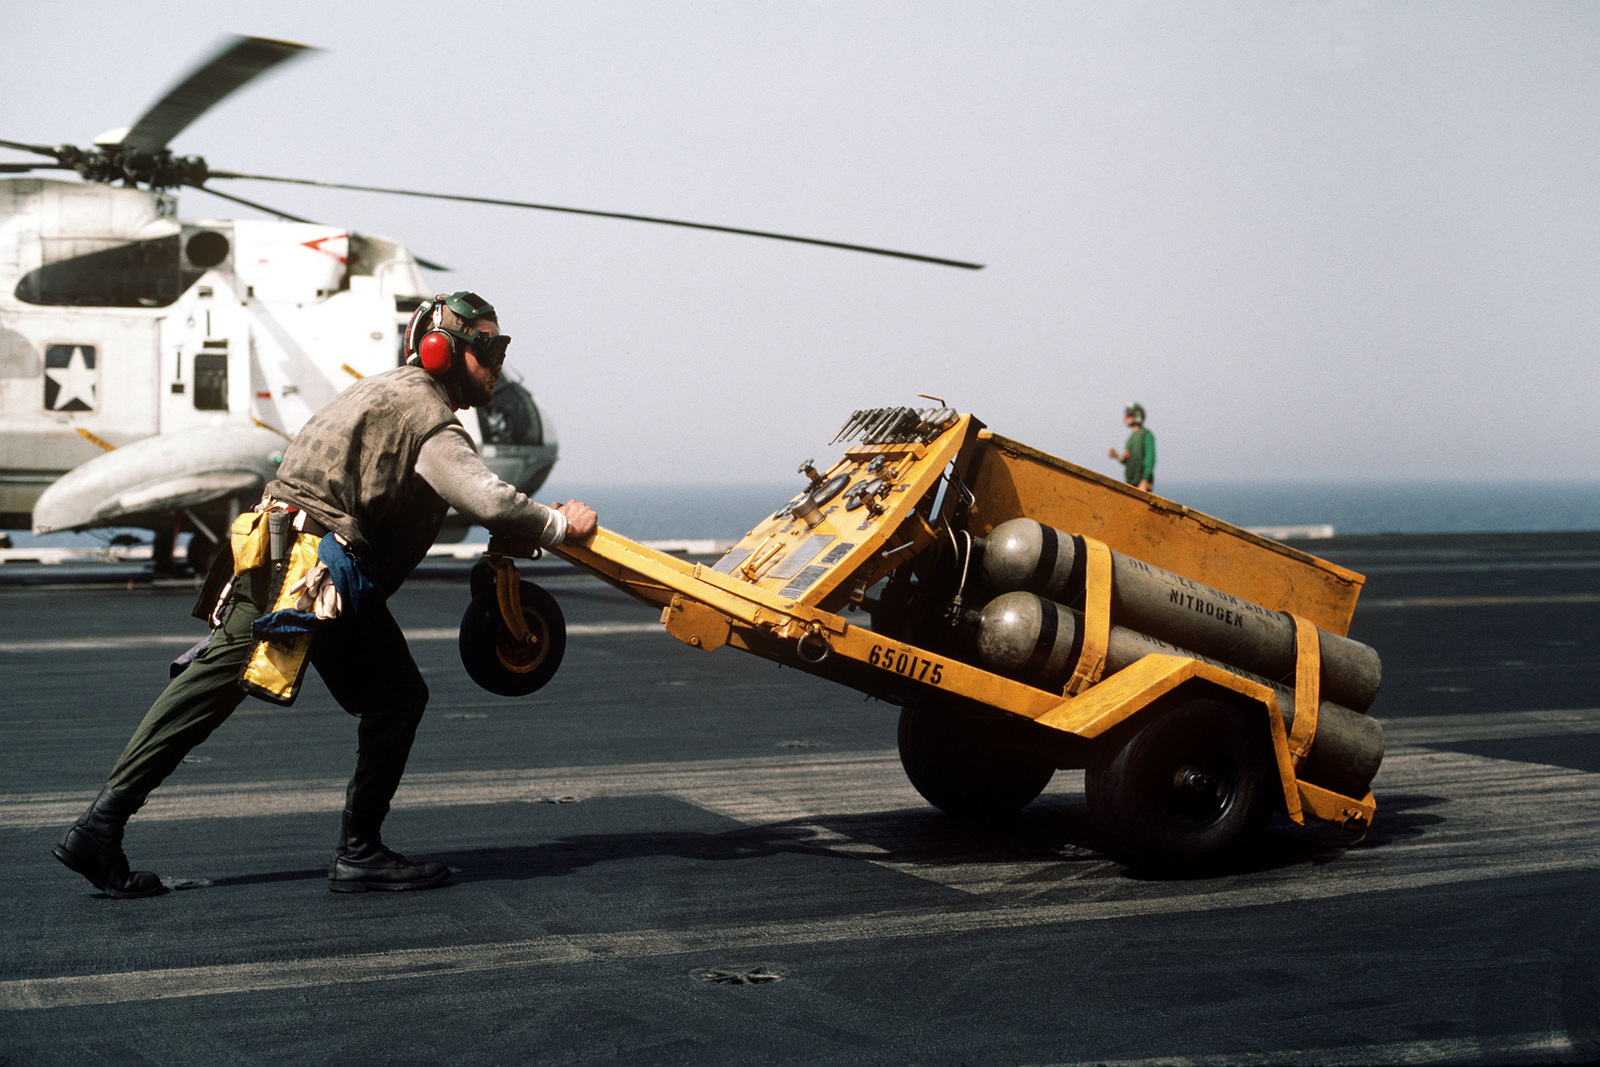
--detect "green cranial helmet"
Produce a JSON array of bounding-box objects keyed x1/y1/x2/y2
[
  {"x1": 442, "y1": 291, "x2": 497, "y2": 325},
  {"x1": 1124, "y1": 403, "x2": 1146, "y2": 425}
]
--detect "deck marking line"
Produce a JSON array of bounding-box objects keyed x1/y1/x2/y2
[
  {"x1": 4, "y1": 850, "x2": 1600, "y2": 1012},
  {"x1": 0, "y1": 751, "x2": 906, "y2": 827},
  {"x1": 4, "y1": 733, "x2": 1599, "y2": 832}
]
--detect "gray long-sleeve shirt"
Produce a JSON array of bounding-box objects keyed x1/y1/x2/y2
[{"x1": 415, "y1": 426, "x2": 567, "y2": 548}]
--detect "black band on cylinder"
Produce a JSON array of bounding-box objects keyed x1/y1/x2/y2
[
  {"x1": 1029, "y1": 521, "x2": 1059, "y2": 594},
  {"x1": 1023, "y1": 596, "x2": 1060, "y2": 679}
]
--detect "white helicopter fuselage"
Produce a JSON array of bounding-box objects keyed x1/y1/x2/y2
[{"x1": 0, "y1": 178, "x2": 558, "y2": 547}]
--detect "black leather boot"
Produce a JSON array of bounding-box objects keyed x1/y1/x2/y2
[
  {"x1": 52, "y1": 786, "x2": 167, "y2": 898},
  {"x1": 328, "y1": 808, "x2": 449, "y2": 893}
]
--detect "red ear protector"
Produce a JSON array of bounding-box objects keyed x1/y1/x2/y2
[
  {"x1": 417, "y1": 328, "x2": 457, "y2": 375},
  {"x1": 404, "y1": 296, "x2": 446, "y2": 372}
]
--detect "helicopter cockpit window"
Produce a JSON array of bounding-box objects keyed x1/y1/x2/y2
[
  {"x1": 193, "y1": 354, "x2": 228, "y2": 411},
  {"x1": 476, "y1": 381, "x2": 543, "y2": 446},
  {"x1": 14, "y1": 235, "x2": 206, "y2": 308}
]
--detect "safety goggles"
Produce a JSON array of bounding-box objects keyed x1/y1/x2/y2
[{"x1": 469, "y1": 332, "x2": 510, "y2": 370}]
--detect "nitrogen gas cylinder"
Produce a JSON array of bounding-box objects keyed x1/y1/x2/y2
[
  {"x1": 980, "y1": 517, "x2": 1382, "y2": 713},
  {"x1": 975, "y1": 591, "x2": 1384, "y2": 798}
]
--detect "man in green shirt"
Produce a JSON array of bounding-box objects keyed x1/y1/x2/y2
[{"x1": 1108, "y1": 403, "x2": 1155, "y2": 491}]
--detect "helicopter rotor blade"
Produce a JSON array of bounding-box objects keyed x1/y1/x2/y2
[
  {"x1": 0, "y1": 137, "x2": 64, "y2": 158},
  {"x1": 119, "y1": 36, "x2": 315, "y2": 153},
  {"x1": 196, "y1": 185, "x2": 451, "y2": 272},
  {"x1": 207, "y1": 170, "x2": 985, "y2": 270},
  {"x1": 196, "y1": 184, "x2": 316, "y2": 224},
  {"x1": 0, "y1": 162, "x2": 69, "y2": 173}
]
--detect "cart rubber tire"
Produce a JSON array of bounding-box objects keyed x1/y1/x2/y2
[
  {"x1": 459, "y1": 580, "x2": 567, "y2": 696},
  {"x1": 897, "y1": 701, "x2": 1056, "y2": 819},
  {"x1": 1085, "y1": 697, "x2": 1272, "y2": 874}
]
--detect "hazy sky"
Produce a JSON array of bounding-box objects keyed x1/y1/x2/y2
[{"x1": 5, "y1": 2, "x2": 1597, "y2": 486}]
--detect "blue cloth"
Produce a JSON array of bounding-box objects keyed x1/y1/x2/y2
[{"x1": 250, "y1": 535, "x2": 382, "y2": 639}]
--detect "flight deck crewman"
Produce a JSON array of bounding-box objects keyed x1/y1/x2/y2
[
  {"x1": 1108, "y1": 402, "x2": 1155, "y2": 492},
  {"x1": 53, "y1": 291, "x2": 596, "y2": 897}
]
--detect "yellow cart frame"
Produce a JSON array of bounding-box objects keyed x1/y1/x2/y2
[{"x1": 493, "y1": 411, "x2": 1376, "y2": 838}]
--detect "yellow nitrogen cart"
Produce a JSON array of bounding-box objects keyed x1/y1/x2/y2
[{"x1": 462, "y1": 407, "x2": 1382, "y2": 874}]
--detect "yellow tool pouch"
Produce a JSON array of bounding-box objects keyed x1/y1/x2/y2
[
  {"x1": 239, "y1": 526, "x2": 322, "y2": 706},
  {"x1": 230, "y1": 511, "x2": 270, "y2": 574}
]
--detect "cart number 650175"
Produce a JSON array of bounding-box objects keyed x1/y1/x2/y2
[{"x1": 867, "y1": 644, "x2": 943, "y2": 685}]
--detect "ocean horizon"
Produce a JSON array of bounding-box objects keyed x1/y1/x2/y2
[
  {"x1": 535, "y1": 478, "x2": 1600, "y2": 543},
  {"x1": 8, "y1": 478, "x2": 1599, "y2": 553}
]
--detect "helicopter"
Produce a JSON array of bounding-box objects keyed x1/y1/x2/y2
[{"x1": 0, "y1": 35, "x2": 981, "y2": 572}]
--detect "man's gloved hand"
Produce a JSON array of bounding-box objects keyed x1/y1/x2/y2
[{"x1": 289, "y1": 561, "x2": 342, "y2": 620}]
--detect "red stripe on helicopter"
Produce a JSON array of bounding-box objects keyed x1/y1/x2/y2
[{"x1": 301, "y1": 234, "x2": 348, "y2": 263}]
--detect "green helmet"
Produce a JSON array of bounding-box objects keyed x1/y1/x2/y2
[
  {"x1": 441, "y1": 291, "x2": 497, "y2": 325},
  {"x1": 1124, "y1": 403, "x2": 1146, "y2": 425}
]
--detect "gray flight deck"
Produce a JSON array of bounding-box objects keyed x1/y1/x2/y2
[{"x1": 1, "y1": 531, "x2": 1598, "y2": 1065}]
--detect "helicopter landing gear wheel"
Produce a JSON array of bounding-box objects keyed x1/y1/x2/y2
[
  {"x1": 459, "y1": 579, "x2": 567, "y2": 696},
  {"x1": 185, "y1": 534, "x2": 220, "y2": 577},
  {"x1": 1085, "y1": 698, "x2": 1273, "y2": 875},
  {"x1": 897, "y1": 701, "x2": 1056, "y2": 819}
]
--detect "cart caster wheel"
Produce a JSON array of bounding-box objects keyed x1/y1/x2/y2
[
  {"x1": 1086, "y1": 697, "x2": 1272, "y2": 874},
  {"x1": 459, "y1": 580, "x2": 567, "y2": 696},
  {"x1": 897, "y1": 701, "x2": 1056, "y2": 819}
]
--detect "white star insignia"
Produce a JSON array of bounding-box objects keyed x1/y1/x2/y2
[{"x1": 46, "y1": 347, "x2": 97, "y2": 411}]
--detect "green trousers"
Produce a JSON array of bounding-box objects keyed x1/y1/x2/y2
[{"x1": 107, "y1": 565, "x2": 429, "y2": 817}]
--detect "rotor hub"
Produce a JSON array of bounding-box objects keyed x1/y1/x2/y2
[{"x1": 56, "y1": 144, "x2": 210, "y2": 190}]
